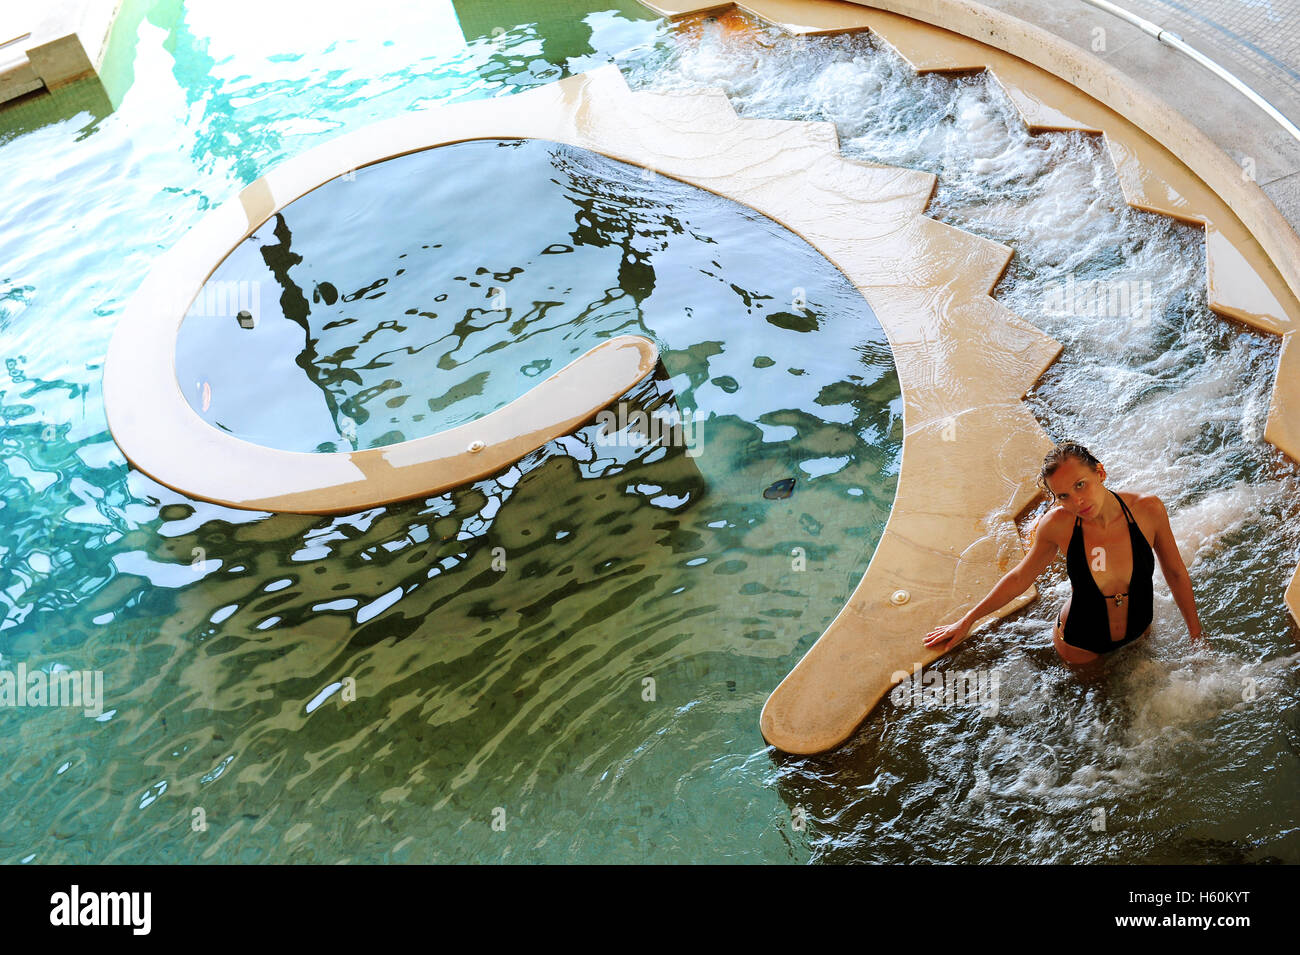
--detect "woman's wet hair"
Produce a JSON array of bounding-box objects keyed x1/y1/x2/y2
[{"x1": 1038, "y1": 442, "x2": 1101, "y2": 503}]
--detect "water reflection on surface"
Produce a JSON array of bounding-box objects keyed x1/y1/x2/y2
[
  {"x1": 1, "y1": 23, "x2": 903, "y2": 859},
  {"x1": 176, "y1": 138, "x2": 895, "y2": 456}
]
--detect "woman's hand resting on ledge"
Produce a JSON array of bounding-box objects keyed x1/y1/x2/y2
[{"x1": 923, "y1": 618, "x2": 971, "y2": 649}]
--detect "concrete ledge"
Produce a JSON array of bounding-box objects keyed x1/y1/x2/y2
[
  {"x1": 106, "y1": 123, "x2": 662, "y2": 513},
  {"x1": 0, "y1": 0, "x2": 121, "y2": 105}
]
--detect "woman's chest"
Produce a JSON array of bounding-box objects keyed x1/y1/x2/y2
[{"x1": 1076, "y1": 514, "x2": 1151, "y2": 586}]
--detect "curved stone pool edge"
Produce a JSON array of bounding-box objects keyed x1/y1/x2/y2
[
  {"x1": 103, "y1": 62, "x2": 1063, "y2": 755},
  {"x1": 640, "y1": 0, "x2": 1300, "y2": 752}
]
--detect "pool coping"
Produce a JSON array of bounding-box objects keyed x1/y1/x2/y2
[
  {"x1": 639, "y1": 0, "x2": 1300, "y2": 753},
  {"x1": 107, "y1": 176, "x2": 661, "y2": 514},
  {"x1": 104, "y1": 61, "x2": 1065, "y2": 756},
  {"x1": 0, "y1": 0, "x2": 121, "y2": 105}
]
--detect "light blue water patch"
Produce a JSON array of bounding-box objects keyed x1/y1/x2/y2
[{"x1": 799, "y1": 456, "x2": 851, "y2": 479}]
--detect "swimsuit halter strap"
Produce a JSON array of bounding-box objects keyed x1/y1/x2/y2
[
  {"x1": 1075, "y1": 487, "x2": 1127, "y2": 525},
  {"x1": 1106, "y1": 489, "x2": 1136, "y2": 599},
  {"x1": 1112, "y1": 487, "x2": 1134, "y2": 523}
]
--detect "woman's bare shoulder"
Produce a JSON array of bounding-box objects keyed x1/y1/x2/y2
[
  {"x1": 1113, "y1": 488, "x2": 1160, "y2": 516},
  {"x1": 1031, "y1": 504, "x2": 1073, "y2": 549},
  {"x1": 1123, "y1": 489, "x2": 1167, "y2": 533}
]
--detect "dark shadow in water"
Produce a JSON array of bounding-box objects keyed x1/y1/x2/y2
[
  {"x1": 258, "y1": 212, "x2": 347, "y2": 428},
  {"x1": 0, "y1": 76, "x2": 114, "y2": 147}
]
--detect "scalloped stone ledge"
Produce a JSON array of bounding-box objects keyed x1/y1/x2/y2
[
  {"x1": 104, "y1": 62, "x2": 1064, "y2": 755},
  {"x1": 638, "y1": 0, "x2": 1300, "y2": 751}
]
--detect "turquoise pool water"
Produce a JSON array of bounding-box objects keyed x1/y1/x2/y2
[{"x1": 1, "y1": 0, "x2": 1296, "y2": 864}]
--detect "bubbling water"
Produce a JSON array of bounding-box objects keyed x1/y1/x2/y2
[{"x1": 628, "y1": 14, "x2": 1299, "y2": 861}]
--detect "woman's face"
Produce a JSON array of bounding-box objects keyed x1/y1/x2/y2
[{"x1": 1046, "y1": 457, "x2": 1105, "y2": 519}]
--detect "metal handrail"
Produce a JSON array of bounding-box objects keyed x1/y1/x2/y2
[{"x1": 1079, "y1": 0, "x2": 1300, "y2": 143}]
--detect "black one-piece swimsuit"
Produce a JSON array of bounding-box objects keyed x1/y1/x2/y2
[{"x1": 1058, "y1": 488, "x2": 1154, "y2": 654}]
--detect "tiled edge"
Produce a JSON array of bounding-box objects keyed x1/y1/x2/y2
[{"x1": 638, "y1": 0, "x2": 1300, "y2": 746}]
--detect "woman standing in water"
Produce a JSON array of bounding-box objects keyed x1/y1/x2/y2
[{"x1": 924, "y1": 442, "x2": 1204, "y2": 662}]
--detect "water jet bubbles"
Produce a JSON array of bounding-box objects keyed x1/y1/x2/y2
[{"x1": 1240, "y1": 396, "x2": 1263, "y2": 443}]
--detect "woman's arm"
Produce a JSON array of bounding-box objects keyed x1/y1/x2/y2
[
  {"x1": 923, "y1": 509, "x2": 1062, "y2": 648},
  {"x1": 1147, "y1": 494, "x2": 1204, "y2": 643}
]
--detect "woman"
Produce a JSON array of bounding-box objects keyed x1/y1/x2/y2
[{"x1": 924, "y1": 442, "x2": 1204, "y2": 663}]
